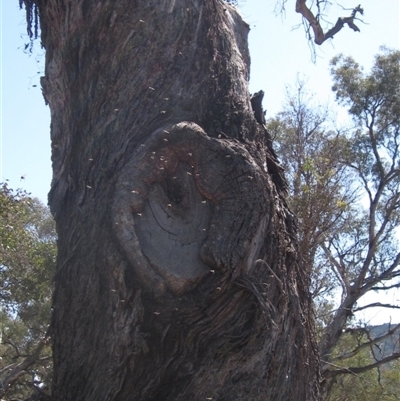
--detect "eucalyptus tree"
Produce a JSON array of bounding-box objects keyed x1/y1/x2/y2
[
  {"x1": 268, "y1": 48, "x2": 400, "y2": 399},
  {"x1": 320, "y1": 46, "x2": 400, "y2": 389},
  {"x1": 0, "y1": 182, "x2": 55, "y2": 400},
  {"x1": 266, "y1": 80, "x2": 357, "y2": 317},
  {"x1": 16, "y1": 0, "x2": 367, "y2": 400}
]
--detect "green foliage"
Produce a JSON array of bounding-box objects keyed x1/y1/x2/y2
[
  {"x1": 267, "y1": 80, "x2": 357, "y2": 313},
  {"x1": 0, "y1": 182, "x2": 55, "y2": 400},
  {"x1": 331, "y1": 48, "x2": 400, "y2": 188},
  {"x1": 329, "y1": 48, "x2": 400, "y2": 290},
  {"x1": 327, "y1": 327, "x2": 400, "y2": 401},
  {"x1": 329, "y1": 362, "x2": 400, "y2": 401},
  {"x1": 331, "y1": 48, "x2": 400, "y2": 126}
]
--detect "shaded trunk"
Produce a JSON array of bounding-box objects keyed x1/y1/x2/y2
[{"x1": 30, "y1": 0, "x2": 320, "y2": 399}]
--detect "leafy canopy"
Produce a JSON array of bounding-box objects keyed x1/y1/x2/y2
[{"x1": 0, "y1": 182, "x2": 56, "y2": 400}]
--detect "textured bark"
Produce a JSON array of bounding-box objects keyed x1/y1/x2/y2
[{"x1": 29, "y1": 0, "x2": 319, "y2": 400}]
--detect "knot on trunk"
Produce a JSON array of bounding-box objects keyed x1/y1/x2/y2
[{"x1": 112, "y1": 122, "x2": 272, "y2": 295}]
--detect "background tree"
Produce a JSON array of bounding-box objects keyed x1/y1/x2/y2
[
  {"x1": 0, "y1": 182, "x2": 56, "y2": 400},
  {"x1": 268, "y1": 48, "x2": 400, "y2": 399},
  {"x1": 266, "y1": 79, "x2": 356, "y2": 311}
]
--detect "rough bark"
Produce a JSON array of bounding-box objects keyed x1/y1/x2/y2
[{"x1": 27, "y1": 0, "x2": 320, "y2": 400}]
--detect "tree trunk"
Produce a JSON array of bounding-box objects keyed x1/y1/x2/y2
[{"x1": 31, "y1": 0, "x2": 320, "y2": 399}]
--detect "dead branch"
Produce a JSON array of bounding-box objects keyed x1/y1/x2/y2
[
  {"x1": 295, "y1": 1, "x2": 364, "y2": 45},
  {"x1": 320, "y1": 242, "x2": 350, "y2": 293},
  {"x1": 371, "y1": 282, "x2": 400, "y2": 291},
  {"x1": 324, "y1": 352, "x2": 400, "y2": 377},
  {"x1": 331, "y1": 323, "x2": 400, "y2": 362},
  {"x1": 0, "y1": 338, "x2": 48, "y2": 397},
  {"x1": 354, "y1": 303, "x2": 400, "y2": 312}
]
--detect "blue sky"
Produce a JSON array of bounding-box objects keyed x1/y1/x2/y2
[
  {"x1": 1, "y1": 1, "x2": 399, "y2": 202},
  {"x1": 1, "y1": 0, "x2": 399, "y2": 323}
]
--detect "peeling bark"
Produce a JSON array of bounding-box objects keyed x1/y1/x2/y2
[{"x1": 24, "y1": 0, "x2": 320, "y2": 400}]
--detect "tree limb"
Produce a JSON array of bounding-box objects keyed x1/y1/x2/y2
[
  {"x1": 324, "y1": 352, "x2": 400, "y2": 378},
  {"x1": 321, "y1": 242, "x2": 350, "y2": 294},
  {"x1": 371, "y1": 282, "x2": 400, "y2": 291},
  {"x1": 323, "y1": 5, "x2": 364, "y2": 43},
  {"x1": 295, "y1": 1, "x2": 364, "y2": 45},
  {"x1": 360, "y1": 252, "x2": 400, "y2": 295},
  {"x1": 353, "y1": 303, "x2": 400, "y2": 312},
  {"x1": 331, "y1": 323, "x2": 400, "y2": 361},
  {"x1": 0, "y1": 338, "x2": 48, "y2": 397}
]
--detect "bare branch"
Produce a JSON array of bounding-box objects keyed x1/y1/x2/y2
[
  {"x1": 0, "y1": 338, "x2": 48, "y2": 397},
  {"x1": 2, "y1": 337, "x2": 22, "y2": 359},
  {"x1": 325, "y1": 352, "x2": 400, "y2": 378},
  {"x1": 354, "y1": 303, "x2": 400, "y2": 312},
  {"x1": 295, "y1": 1, "x2": 364, "y2": 45},
  {"x1": 371, "y1": 282, "x2": 400, "y2": 291},
  {"x1": 361, "y1": 252, "x2": 400, "y2": 294},
  {"x1": 295, "y1": 0, "x2": 324, "y2": 44},
  {"x1": 331, "y1": 323, "x2": 400, "y2": 361},
  {"x1": 321, "y1": 242, "x2": 350, "y2": 293},
  {"x1": 323, "y1": 5, "x2": 364, "y2": 43}
]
